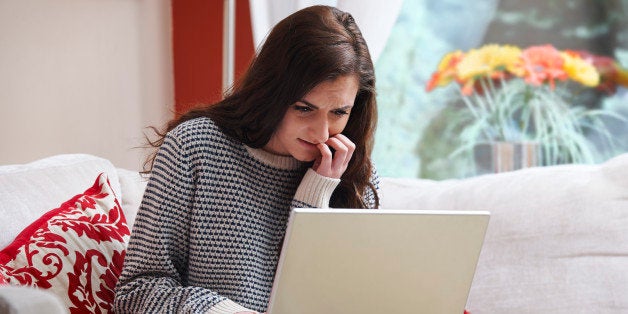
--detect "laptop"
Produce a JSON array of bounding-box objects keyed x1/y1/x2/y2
[{"x1": 267, "y1": 208, "x2": 490, "y2": 314}]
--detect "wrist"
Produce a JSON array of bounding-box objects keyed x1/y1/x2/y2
[{"x1": 294, "y1": 168, "x2": 340, "y2": 208}]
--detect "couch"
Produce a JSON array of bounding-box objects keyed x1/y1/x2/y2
[{"x1": 1, "y1": 153, "x2": 627, "y2": 313}]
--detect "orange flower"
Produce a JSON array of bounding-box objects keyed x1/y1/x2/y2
[
  {"x1": 426, "y1": 50, "x2": 464, "y2": 92},
  {"x1": 520, "y1": 45, "x2": 568, "y2": 89}
]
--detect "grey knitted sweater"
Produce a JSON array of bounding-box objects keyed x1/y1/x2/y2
[{"x1": 114, "y1": 117, "x2": 378, "y2": 313}]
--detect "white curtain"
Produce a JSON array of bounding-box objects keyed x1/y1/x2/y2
[{"x1": 248, "y1": 0, "x2": 403, "y2": 63}]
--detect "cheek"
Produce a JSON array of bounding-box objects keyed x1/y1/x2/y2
[
  {"x1": 276, "y1": 111, "x2": 295, "y2": 130},
  {"x1": 278, "y1": 114, "x2": 306, "y2": 137},
  {"x1": 329, "y1": 118, "x2": 350, "y2": 136}
]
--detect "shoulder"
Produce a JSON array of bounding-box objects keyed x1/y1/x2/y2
[
  {"x1": 166, "y1": 116, "x2": 243, "y2": 161},
  {"x1": 169, "y1": 117, "x2": 234, "y2": 146},
  {"x1": 170, "y1": 116, "x2": 220, "y2": 139}
]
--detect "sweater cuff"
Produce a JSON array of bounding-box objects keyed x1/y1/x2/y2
[
  {"x1": 294, "y1": 168, "x2": 341, "y2": 208},
  {"x1": 207, "y1": 299, "x2": 255, "y2": 314}
]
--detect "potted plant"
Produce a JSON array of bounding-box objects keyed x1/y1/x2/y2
[{"x1": 424, "y1": 43, "x2": 627, "y2": 175}]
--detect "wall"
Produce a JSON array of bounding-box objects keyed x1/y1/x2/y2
[{"x1": 0, "y1": 0, "x2": 173, "y2": 170}]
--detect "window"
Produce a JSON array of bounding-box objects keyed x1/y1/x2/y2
[{"x1": 373, "y1": 0, "x2": 628, "y2": 179}]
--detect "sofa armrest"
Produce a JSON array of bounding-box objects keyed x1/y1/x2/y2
[{"x1": 0, "y1": 286, "x2": 66, "y2": 314}]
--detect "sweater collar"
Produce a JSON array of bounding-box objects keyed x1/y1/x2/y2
[{"x1": 244, "y1": 145, "x2": 306, "y2": 170}]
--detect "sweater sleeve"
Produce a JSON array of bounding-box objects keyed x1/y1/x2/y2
[
  {"x1": 291, "y1": 168, "x2": 340, "y2": 208},
  {"x1": 114, "y1": 132, "x2": 253, "y2": 314},
  {"x1": 291, "y1": 163, "x2": 381, "y2": 209}
]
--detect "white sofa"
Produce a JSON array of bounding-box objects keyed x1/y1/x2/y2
[{"x1": 1, "y1": 153, "x2": 627, "y2": 313}]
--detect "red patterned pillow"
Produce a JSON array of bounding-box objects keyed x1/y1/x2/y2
[{"x1": 0, "y1": 173, "x2": 130, "y2": 313}]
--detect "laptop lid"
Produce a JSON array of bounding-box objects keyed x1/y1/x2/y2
[{"x1": 267, "y1": 208, "x2": 490, "y2": 314}]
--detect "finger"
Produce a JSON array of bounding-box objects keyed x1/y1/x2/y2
[
  {"x1": 312, "y1": 155, "x2": 321, "y2": 171},
  {"x1": 325, "y1": 137, "x2": 348, "y2": 170},
  {"x1": 316, "y1": 143, "x2": 333, "y2": 176},
  {"x1": 331, "y1": 134, "x2": 355, "y2": 164}
]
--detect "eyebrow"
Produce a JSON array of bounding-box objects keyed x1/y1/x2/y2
[{"x1": 298, "y1": 99, "x2": 353, "y2": 111}]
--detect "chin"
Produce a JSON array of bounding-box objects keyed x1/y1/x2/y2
[
  {"x1": 292, "y1": 151, "x2": 318, "y2": 162},
  {"x1": 294, "y1": 155, "x2": 317, "y2": 163}
]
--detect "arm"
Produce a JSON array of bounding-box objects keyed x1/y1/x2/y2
[
  {"x1": 291, "y1": 168, "x2": 340, "y2": 209},
  {"x1": 291, "y1": 134, "x2": 380, "y2": 209},
  {"x1": 114, "y1": 132, "x2": 254, "y2": 314},
  {"x1": 290, "y1": 134, "x2": 351, "y2": 209}
]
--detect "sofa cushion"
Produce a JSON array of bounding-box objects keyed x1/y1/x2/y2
[
  {"x1": 0, "y1": 154, "x2": 122, "y2": 249},
  {"x1": 380, "y1": 153, "x2": 628, "y2": 313},
  {"x1": 115, "y1": 167, "x2": 147, "y2": 229},
  {"x1": 0, "y1": 173, "x2": 130, "y2": 313},
  {"x1": 0, "y1": 285, "x2": 66, "y2": 314}
]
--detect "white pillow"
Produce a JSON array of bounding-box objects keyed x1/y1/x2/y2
[{"x1": 0, "y1": 154, "x2": 120, "y2": 249}]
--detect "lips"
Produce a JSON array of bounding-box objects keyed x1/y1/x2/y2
[{"x1": 298, "y1": 138, "x2": 318, "y2": 149}]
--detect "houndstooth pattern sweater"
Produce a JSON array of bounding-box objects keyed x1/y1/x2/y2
[{"x1": 114, "y1": 117, "x2": 378, "y2": 314}]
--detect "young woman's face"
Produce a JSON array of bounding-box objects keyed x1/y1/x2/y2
[{"x1": 264, "y1": 75, "x2": 359, "y2": 162}]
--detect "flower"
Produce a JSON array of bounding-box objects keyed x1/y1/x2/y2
[
  {"x1": 425, "y1": 43, "x2": 627, "y2": 166},
  {"x1": 561, "y1": 51, "x2": 599, "y2": 87},
  {"x1": 425, "y1": 50, "x2": 463, "y2": 91},
  {"x1": 564, "y1": 50, "x2": 628, "y2": 93},
  {"x1": 455, "y1": 44, "x2": 522, "y2": 95},
  {"x1": 519, "y1": 44, "x2": 569, "y2": 88},
  {"x1": 427, "y1": 43, "x2": 608, "y2": 94}
]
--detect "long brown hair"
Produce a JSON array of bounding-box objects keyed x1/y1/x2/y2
[{"x1": 145, "y1": 5, "x2": 379, "y2": 208}]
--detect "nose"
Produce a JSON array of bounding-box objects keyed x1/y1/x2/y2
[{"x1": 309, "y1": 116, "x2": 330, "y2": 144}]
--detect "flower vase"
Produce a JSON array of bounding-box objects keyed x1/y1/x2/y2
[{"x1": 474, "y1": 141, "x2": 539, "y2": 174}]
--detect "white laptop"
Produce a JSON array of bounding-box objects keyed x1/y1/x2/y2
[{"x1": 267, "y1": 208, "x2": 490, "y2": 314}]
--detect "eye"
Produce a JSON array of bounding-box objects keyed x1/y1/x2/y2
[
  {"x1": 332, "y1": 109, "x2": 349, "y2": 117},
  {"x1": 293, "y1": 104, "x2": 312, "y2": 113}
]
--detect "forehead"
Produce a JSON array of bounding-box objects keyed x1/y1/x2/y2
[{"x1": 303, "y1": 75, "x2": 359, "y2": 106}]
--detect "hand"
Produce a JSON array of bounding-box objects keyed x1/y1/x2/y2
[{"x1": 312, "y1": 134, "x2": 355, "y2": 179}]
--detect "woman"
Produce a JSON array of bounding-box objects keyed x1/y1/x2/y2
[{"x1": 114, "y1": 5, "x2": 379, "y2": 313}]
